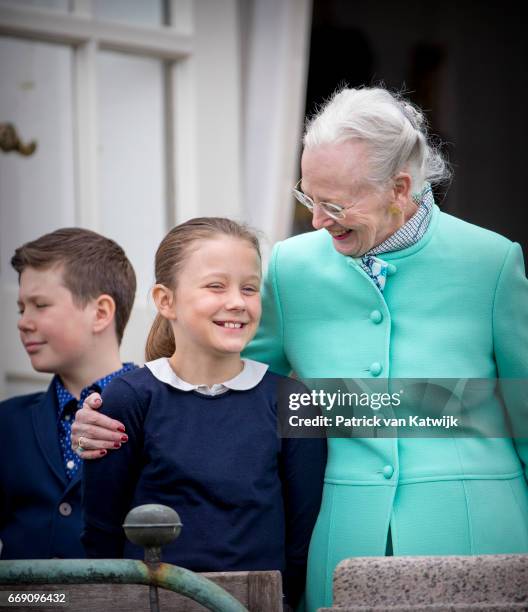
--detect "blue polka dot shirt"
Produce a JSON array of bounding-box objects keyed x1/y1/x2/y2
[{"x1": 54, "y1": 363, "x2": 137, "y2": 479}]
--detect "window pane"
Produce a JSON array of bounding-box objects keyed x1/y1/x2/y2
[
  {"x1": 93, "y1": 0, "x2": 164, "y2": 27},
  {"x1": 0, "y1": 0, "x2": 68, "y2": 11},
  {"x1": 97, "y1": 50, "x2": 166, "y2": 305}
]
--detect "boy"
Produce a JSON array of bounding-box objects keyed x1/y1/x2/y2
[{"x1": 0, "y1": 228, "x2": 136, "y2": 559}]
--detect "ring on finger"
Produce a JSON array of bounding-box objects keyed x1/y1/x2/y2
[{"x1": 77, "y1": 436, "x2": 86, "y2": 454}]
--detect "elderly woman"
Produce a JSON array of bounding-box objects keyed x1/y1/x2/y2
[{"x1": 73, "y1": 87, "x2": 528, "y2": 611}]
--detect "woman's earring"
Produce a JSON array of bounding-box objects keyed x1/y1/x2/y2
[{"x1": 389, "y1": 202, "x2": 400, "y2": 215}]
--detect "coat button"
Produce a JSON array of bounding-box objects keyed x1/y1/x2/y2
[
  {"x1": 387, "y1": 263, "x2": 397, "y2": 276},
  {"x1": 59, "y1": 502, "x2": 72, "y2": 516},
  {"x1": 370, "y1": 362, "x2": 383, "y2": 376},
  {"x1": 382, "y1": 465, "x2": 394, "y2": 479},
  {"x1": 370, "y1": 310, "x2": 383, "y2": 324}
]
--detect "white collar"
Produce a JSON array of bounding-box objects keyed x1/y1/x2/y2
[{"x1": 145, "y1": 357, "x2": 269, "y2": 396}]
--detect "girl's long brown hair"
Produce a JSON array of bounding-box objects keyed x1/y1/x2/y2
[{"x1": 145, "y1": 217, "x2": 261, "y2": 361}]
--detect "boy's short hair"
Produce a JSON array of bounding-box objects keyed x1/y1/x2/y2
[{"x1": 11, "y1": 228, "x2": 136, "y2": 344}]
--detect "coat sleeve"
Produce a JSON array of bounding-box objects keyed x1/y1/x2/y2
[
  {"x1": 492, "y1": 242, "x2": 528, "y2": 479},
  {"x1": 81, "y1": 378, "x2": 145, "y2": 558},
  {"x1": 278, "y1": 380, "x2": 327, "y2": 608},
  {"x1": 243, "y1": 242, "x2": 292, "y2": 375}
]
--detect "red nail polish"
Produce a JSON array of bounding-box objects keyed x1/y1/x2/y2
[
  {"x1": 113, "y1": 442, "x2": 121, "y2": 448},
  {"x1": 117, "y1": 426, "x2": 126, "y2": 433},
  {"x1": 99, "y1": 449, "x2": 107, "y2": 456},
  {"x1": 121, "y1": 435, "x2": 128, "y2": 442}
]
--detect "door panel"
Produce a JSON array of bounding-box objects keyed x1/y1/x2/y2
[
  {"x1": 0, "y1": 35, "x2": 75, "y2": 397},
  {"x1": 0, "y1": 36, "x2": 75, "y2": 283},
  {"x1": 97, "y1": 50, "x2": 166, "y2": 303}
]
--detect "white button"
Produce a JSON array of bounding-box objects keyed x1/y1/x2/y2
[
  {"x1": 64, "y1": 415, "x2": 71, "y2": 421},
  {"x1": 66, "y1": 460, "x2": 75, "y2": 470},
  {"x1": 59, "y1": 502, "x2": 72, "y2": 516}
]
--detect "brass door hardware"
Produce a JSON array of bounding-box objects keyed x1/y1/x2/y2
[{"x1": 0, "y1": 123, "x2": 37, "y2": 156}]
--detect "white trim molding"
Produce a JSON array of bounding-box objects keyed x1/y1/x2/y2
[{"x1": 0, "y1": 5, "x2": 193, "y2": 58}]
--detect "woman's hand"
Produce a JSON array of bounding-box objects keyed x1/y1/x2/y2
[{"x1": 71, "y1": 392, "x2": 128, "y2": 460}]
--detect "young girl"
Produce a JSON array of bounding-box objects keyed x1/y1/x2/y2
[{"x1": 81, "y1": 218, "x2": 326, "y2": 608}]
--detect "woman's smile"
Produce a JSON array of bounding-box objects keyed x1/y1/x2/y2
[{"x1": 329, "y1": 228, "x2": 354, "y2": 241}]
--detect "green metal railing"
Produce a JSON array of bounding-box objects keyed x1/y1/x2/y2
[
  {"x1": 0, "y1": 559, "x2": 247, "y2": 612},
  {"x1": 0, "y1": 505, "x2": 248, "y2": 612}
]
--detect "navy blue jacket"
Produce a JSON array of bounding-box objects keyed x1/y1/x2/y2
[
  {"x1": 0, "y1": 384, "x2": 84, "y2": 559},
  {"x1": 82, "y1": 367, "x2": 326, "y2": 606}
]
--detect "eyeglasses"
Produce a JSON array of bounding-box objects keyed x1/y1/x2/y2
[{"x1": 292, "y1": 179, "x2": 359, "y2": 221}]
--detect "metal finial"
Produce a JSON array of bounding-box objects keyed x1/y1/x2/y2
[
  {"x1": 123, "y1": 504, "x2": 182, "y2": 553},
  {"x1": 123, "y1": 504, "x2": 183, "y2": 612}
]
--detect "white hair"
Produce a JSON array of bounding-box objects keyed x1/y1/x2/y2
[{"x1": 303, "y1": 87, "x2": 451, "y2": 195}]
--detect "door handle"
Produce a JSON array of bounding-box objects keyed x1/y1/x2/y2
[{"x1": 0, "y1": 123, "x2": 37, "y2": 156}]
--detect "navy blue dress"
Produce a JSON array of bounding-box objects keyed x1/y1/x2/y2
[{"x1": 82, "y1": 367, "x2": 326, "y2": 606}]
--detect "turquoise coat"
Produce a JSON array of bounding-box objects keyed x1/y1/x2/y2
[{"x1": 244, "y1": 205, "x2": 528, "y2": 611}]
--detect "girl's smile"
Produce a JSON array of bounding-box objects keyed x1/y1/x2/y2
[{"x1": 213, "y1": 320, "x2": 249, "y2": 329}]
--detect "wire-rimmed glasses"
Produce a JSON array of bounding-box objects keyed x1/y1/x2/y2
[{"x1": 292, "y1": 179, "x2": 359, "y2": 221}]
